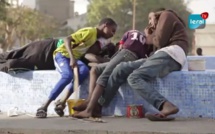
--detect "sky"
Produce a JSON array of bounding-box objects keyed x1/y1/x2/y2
[{"x1": 20, "y1": 0, "x2": 215, "y2": 23}]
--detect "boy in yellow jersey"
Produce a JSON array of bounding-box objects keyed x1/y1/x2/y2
[
  {"x1": 36, "y1": 18, "x2": 117, "y2": 118},
  {"x1": 53, "y1": 39, "x2": 118, "y2": 117}
]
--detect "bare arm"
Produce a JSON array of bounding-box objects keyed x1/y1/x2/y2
[
  {"x1": 63, "y1": 36, "x2": 76, "y2": 67},
  {"x1": 64, "y1": 27, "x2": 95, "y2": 68},
  {"x1": 118, "y1": 44, "x2": 123, "y2": 50},
  {"x1": 84, "y1": 53, "x2": 109, "y2": 63}
]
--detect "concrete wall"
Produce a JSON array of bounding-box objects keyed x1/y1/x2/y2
[
  {"x1": 195, "y1": 24, "x2": 215, "y2": 55},
  {"x1": 35, "y1": 0, "x2": 75, "y2": 22},
  {"x1": 64, "y1": 13, "x2": 87, "y2": 31}
]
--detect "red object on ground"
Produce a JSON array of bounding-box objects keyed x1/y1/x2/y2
[{"x1": 126, "y1": 105, "x2": 144, "y2": 118}]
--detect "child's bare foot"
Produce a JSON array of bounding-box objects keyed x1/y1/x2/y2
[
  {"x1": 160, "y1": 101, "x2": 179, "y2": 116},
  {"x1": 72, "y1": 110, "x2": 92, "y2": 119},
  {"x1": 73, "y1": 100, "x2": 89, "y2": 111},
  {"x1": 145, "y1": 101, "x2": 179, "y2": 121},
  {"x1": 92, "y1": 103, "x2": 102, "y2": 117}
]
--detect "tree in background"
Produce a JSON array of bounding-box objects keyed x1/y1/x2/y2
[
  {"x1": 15, "y1": 7, "x2": 58, "y2": 42},
  {"x1": 86, "y1": 0, "x2": 194, "y2": 53},
  {"x1": 0, "y1": 6, "x2": 59, "y2": 52},
  {"x1": 86, "y1": 0, "x2": 132, "y2": 41},
  {"x1": 0, "y1": 0, "x2": 9, "y2": 20}
]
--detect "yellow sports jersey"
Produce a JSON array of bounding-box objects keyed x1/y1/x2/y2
[{"x1": 54, "y1": 27, "x2": 97, "y2": 59}]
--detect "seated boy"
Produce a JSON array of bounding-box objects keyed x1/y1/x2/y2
[{"x1": 72, "y1": 27, "x2": 154, "y2": 118}]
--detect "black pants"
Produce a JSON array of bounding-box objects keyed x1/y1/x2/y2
[{"x1": 0, "y1": 38, "x2": 58, "y2": 72}]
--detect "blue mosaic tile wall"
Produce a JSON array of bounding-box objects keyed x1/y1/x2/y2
[
  {"x1": 0, "y1": 70, "x2": 215, "y2": 118},
  {"x1": 80, "y1": 70, "x2": 215, "y2": 118}
]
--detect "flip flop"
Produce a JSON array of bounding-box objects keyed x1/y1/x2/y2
[
  {"x1": 36, "y1": 109, "x2": 47, "y2": 118},
  {"x1": 54, "y1": 107, "x2": 64, "y2": 117},
  {"x1": 54, "y1": 100, "x2": 66, "y2": 117},
  {"x1": 145, "y1": 113, "x2": 175, "y2": 121}
]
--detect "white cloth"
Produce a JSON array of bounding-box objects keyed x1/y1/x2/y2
[
  {"x1": 97, "y1": 38, "x2": 111, "y2": 49},
  {"x1": 155, "y1": 45, "x2": 187, "y2": 69}
]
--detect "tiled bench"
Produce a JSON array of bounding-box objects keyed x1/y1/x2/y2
[{"x1": 0, "y1": 70, "x2": 215, "y2": 118}]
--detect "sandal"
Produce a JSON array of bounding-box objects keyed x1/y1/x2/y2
[
  {"x1": 54, "y1": 100, "x2": 66, "y2": 117},
  {"x1": 36, "y1": 108, "x2": 47, "y2": 118}
]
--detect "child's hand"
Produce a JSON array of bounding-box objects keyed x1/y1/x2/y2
[
  {"x1": 103, "y1": 55, "x2": 111, "y2": 62},
  {"x1": 144, "y1": 26, "x2": 155, "y2": 35},
  {"x1": 148, "y1": 12, "x2": 157, "y2": 29},
  {"x1": 70, "y1": 58, "x2": 77, "y2": 69},
  {"x1": 144, "y1": 26, "x2": 155, "y2": 45}
]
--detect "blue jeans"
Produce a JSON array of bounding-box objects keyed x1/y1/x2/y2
[
  {"x1": 98, "y1": 59, "x2": 146, "y2": 106},
  {"x1": 96, "y1": 49, "x2": 138, "y2": 87},
  {"x1": 99, "y1": 51, "x2": 181, "y2": 110},
  {"x1": 49, "y1": 53, "x2": 89, "y2": 100}
]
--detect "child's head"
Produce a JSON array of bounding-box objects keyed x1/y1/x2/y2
[
  {"x1": 144, "y1": 27, "x2": 154, "y2": 45},
  {"x1": 196, "y1": 47, "x2": 203, "y2": 56},
  {"x1": 97, "y1": 18, "x2": 117, "y2": 39},
  {"x1": 148, "y1": 8, "x2": 166, "y2": 27},
  {"x1": 99, "y1": 42, "x2": 117, "y2": 58}
]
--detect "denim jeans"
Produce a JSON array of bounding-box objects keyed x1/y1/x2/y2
[
  {"x1": 128, "y1": 51, "x2": 181, "y2": 110},
  {"x1": 99, "y1": 51, "x2": 181, "y2": 110},
  {"x1": 49, "y1": 53, "x2": 89, "y2": 100},
  {"x1": 96, "y1": 49, "x2": 138, "y2": 87},
  {"x1": 98, "y1": 58, "x2": 146, "y2": 106}
]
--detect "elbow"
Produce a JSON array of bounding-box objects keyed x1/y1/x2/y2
[
  {"x1": 64, "y1": 36, "x2": 72, "y2": 45},
  {"x1": 84, "y1": 53, "x2": 92, "y2": 60}
]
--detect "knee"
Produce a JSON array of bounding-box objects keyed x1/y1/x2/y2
[
  {"x1": 127, "y1": 72, "x2": 141, "y2": 87},
  {"x1": 114, "y1": 62, "x2": 127, "y2": 74},
  {"x1": 112, "y1": 62, "x2": 132, "y2": 78},
  {"x1": 90, "y1": 66, "x2": 101, "y2": 77},
  {"x1": 61, "y1": 72, "x2": 73, "y2": 82}
]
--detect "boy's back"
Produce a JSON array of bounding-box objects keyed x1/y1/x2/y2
[
  {"x1": 54, "y1": 27, "x2": 97, "y2": 59},
  {"x1": 120, "y1": 30, "x2": 153, "y2": 58}
]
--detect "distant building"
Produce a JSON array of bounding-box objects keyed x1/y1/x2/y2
[
  {"x1": 35, "y1": 0, "x2": 75, "y2": 23},
  {"x1": 61, "y1": 13, "x2": 87, "y2": 31},
  {"x1": 194, "y1": 24, "x2": 215, "y2": 55},
  {"x1": 6, "y1": 0, "x2": 19, "y2": 7},
  {"x1": 35, "y1": 0, "x2": 87, "y2": 30},
  {"x1": 4, "y1": 0, "x2": 87, "y2": 51},
  {"x1": 22, "y1": 0, "x2": 36, "y2": 9}
]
